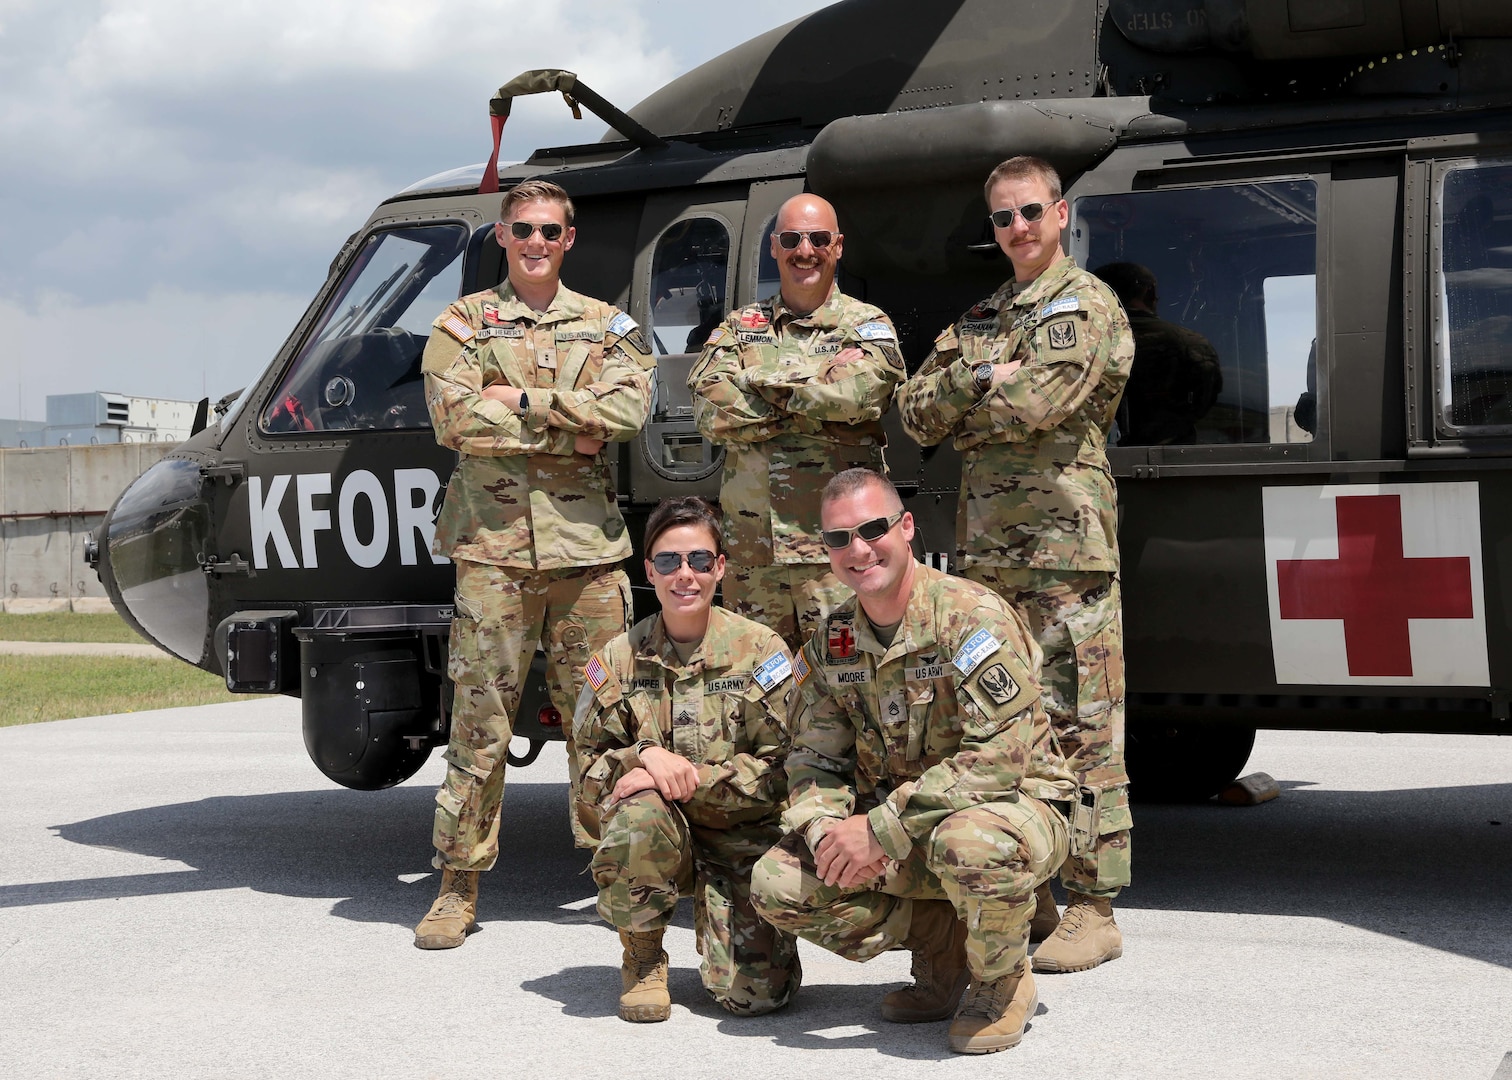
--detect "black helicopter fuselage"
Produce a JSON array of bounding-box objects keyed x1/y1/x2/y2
[{"x1": 92, "y1": 0, "x2": 1512, "y2": 797}]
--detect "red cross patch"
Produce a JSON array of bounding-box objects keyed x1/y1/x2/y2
[
  {"x1": 739, "y1": 308, "x2": 770, "y2": 331},
  {"x1": 828, "y1": 619, "x2": 857, "y2": 660},
  {"x1": 1263, "y1": 483, "x2": 1487, "y2": 686}
]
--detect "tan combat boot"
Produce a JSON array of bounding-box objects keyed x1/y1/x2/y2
[
  {"x1": 880, "y1": 899, "x2": 971, "y2": 1023},
  {"x1": 618, "y1": 929, "x2": 671, "y2": 1023},
  {"x1": 1030, "y1": 891, "x2": 1122, "y2": 973},
  {"x1": 1027, "y1": 881, "x2": 1060, "y2": 944},
  {"x1": 413, "y1": 867, "x2": 478, "y2": 950},
  {"x1": 947, "y1": 967, "x2": 1038, "y2": 1054}
]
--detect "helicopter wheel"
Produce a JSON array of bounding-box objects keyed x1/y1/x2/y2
[{"x1": 1126, "y1": 715, "x2": 1257, "y2": 803}]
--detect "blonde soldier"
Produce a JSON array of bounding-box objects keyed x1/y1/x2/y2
[
  {"x1": 688, "y1": 194, "x2": 905, "y2": 650},
  {"x1": 576, "y1": 497, "x2": 800, "y2": 1022},
  {"x1": 413, "y1": 179, "x2": 653, "y2": 949},
  {"x1": 897, "y1": 156, "x2": 1135, "y2": 974},
  {"x1": 750, "y1": 470, "x2": 1077, "y2": 1055}
]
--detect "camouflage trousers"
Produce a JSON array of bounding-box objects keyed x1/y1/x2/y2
[
  {"x1": 433, "y1": 558, "x2": 631, "y2": 870},
  {"x1": 721, "y1": 562, "x2": 848, "y2": 653},
  {"x1": 750, "y1": 798, "x2": 1068, "y2": 981},
  {"x1": 592, "y1": 791, "x2": 801, "y2": 1015},
  {"x1": 965, "y1": 566, "x2": 1132, "y2": 897}
]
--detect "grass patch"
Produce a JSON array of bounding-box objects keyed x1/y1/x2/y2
[
  {"x1": 0, "y1": 611, "x2": 141, "y2": 644},
  {"x1": 0, "y1": 655, "x2": 263, "y2": 727}
]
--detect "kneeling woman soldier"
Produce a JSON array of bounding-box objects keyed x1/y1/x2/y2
[{"x1": 573, "y1": 496, "x2": 801, "y2": 1022}]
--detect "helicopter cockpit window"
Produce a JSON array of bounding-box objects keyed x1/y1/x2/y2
[
  {"x1": 261, "y1": 223, "x2": 468, "y2": 433},
  {"x1": 1438, "y1": 161, "x2": 1512, "y2": 431},
  {"x1": 1075, "y1": 180, "x2": 1318, "y2": 446},
  {"x1": 649, "y1": 217, "x2": 729, "y2": 355}
]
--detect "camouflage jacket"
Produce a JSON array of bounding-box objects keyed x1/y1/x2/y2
[
  {"x1": 784, "y1": 564, "x2": 1076, "y2": 861},
  {"x1": 688, "y1": 287, "x2": 905, "y2": 565},
  {"x1": 897, "y1": 256, "x2": 1133, "y2": 571},
  {"x1": 574, "y1": 606, "x2": 795, "y2": 833},
  {"x1": 422, "y1": 281, "x2": 654, "y2": 569}
]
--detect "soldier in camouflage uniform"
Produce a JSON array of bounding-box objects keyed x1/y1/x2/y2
[
  {"x1": 688, "y1": 193, "x2": 905, "y2": 650},
  {"x1": 897, "y1": 157, "x2": 1135, "y2": 974},
  {"x1": 750, "y1": 470, "x2": 1076, "y2": 1055},
  {"x1": 575, "y1": 497, "x2": 800, "y2": 1021},
  {"x1": 413, "y1": 180, "x2": 653, "y2": 949}
]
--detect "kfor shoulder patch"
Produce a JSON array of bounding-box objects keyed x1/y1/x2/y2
[
  {"x1": 608, "y1": 312, "x2": 638, "y2": 338},
  {"x1": 752, "y1": 653, "x2": 792, "y2": 692},
  {"x1": 952, "y1": 628, "x2": 1001, "y2": 676},
  {"x1": 441, "y1": 314, "x2": 475, "y2": 344},
  {"x1": 977, "y1": 662, "x2": 1021, "y2": 705},
  {"x1": 1038, "y1": 295, "x2": 1082, "y2": 320},
  {"x1": 856, "y1": 321, "x2": 896, "y2": 341}
]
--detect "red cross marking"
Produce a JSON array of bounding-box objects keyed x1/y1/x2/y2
[{"x1": 1275, "y1": 494, "x2": 1474, "y2": 677}]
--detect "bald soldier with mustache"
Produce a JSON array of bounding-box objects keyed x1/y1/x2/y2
[{"x1": 688, "y1": 194, "x2": 906, "y2": 651}]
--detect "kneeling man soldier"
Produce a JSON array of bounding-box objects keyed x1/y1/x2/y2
[{"x1": 750, "y1": 468, "x2": 1077, "y2": 1054}]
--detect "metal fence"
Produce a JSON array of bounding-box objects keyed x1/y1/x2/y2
[{"x1": 0, "y1": 443, "x2": 177, "y2": 611}]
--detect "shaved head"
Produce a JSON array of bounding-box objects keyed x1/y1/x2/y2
[{"x1": 775, "y1": 193, "x2": 839, "y2": 232}]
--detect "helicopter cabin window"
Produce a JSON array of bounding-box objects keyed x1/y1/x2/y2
[
  {"x1": 261, "y1": 223, "x2": 468, "y2": 433},
  {"x1": 1437, "y1": 160, "x2": 1512, "y2": 431},
  {"x1": 1075, "y1": 179, "x2": 1318, "y2": 446},
  {"x1": 648, "y1": 217, "x2": 730, "y2": 355}
]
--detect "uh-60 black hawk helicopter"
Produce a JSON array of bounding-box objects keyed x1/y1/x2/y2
[{"x1": 88, "y1": 0, "x2": 1512, "y2": 801}]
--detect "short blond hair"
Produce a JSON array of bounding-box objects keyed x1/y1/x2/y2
[
  {"x1": 983, "y1": 156, "x2": 1062, "y2": 204},
  {"x1": 501, "y1": 179, "x2": 575, "y2": 225}
]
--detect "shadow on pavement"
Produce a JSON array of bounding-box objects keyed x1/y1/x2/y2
[{"x1": 11, "y1": 774, "x2": 1511, "y2": 968}]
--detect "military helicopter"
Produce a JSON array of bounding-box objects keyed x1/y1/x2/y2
[{"x1": 89, "y1": 0, "x2": 1512, "y2": 801}]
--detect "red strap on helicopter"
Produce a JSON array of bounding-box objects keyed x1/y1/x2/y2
[{"x1": 479, "y1": 113, "x2": 506, "y2": 195}]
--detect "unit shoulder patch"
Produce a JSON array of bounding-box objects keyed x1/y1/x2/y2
[
  {"x1": 1047, "y1": 320, "x2": 1077, "y2": 350},
  {"x1": 952, "y1": 628, "x2": 1002, "y2": 677},
  {"x1": 440, "y1": 314, "x2": 476, "y2": 344},
  {"x1": 977, "y1": 662, "x2": 1020, "y2": 705}
]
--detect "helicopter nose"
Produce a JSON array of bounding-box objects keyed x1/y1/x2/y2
[{"x1": 96, "y1": 456, "x2": 213, "y2": 664}]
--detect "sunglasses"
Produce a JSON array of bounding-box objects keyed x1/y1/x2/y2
[
  {"x1": 504, "y1": 220, "x2": 565, "y2": 242},
  {"x1": 988, "y1": 200, "x2": 1061, "y2": 228},
  {"x1": 776, "y1": 229, "x2": 835, "y2": 250},
  {"x1": 650, "y1": 549, "x2": 719, "y2": 574},
  {"x1": 822, "y1": 511, "x2": 903, "y2": 550}
]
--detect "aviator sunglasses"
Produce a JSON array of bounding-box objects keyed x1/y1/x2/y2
[
  {"x1": 822, "y1": 511, "x2": 903, "y2": 550},
  {"x1": 651, "y1": 549, "x2": 719, "y2": 574},
  {"x1": 505, "y1": 220, "x2": 566, "y2": 242},
  {"x1": 776, "y1": 229, "x2": 835, "y2": 249},
  {"x1": 988, "y1": 200, "x2": 1062, "y2": 228}
]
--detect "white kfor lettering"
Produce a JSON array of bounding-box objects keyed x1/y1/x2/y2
[
  {"x1": 296, "y1": 473, "x2": 332, "y2": 569},
  {"x1": 249, "y1": 475, "x2": 297, "y2": 570},
  {"x1": 338, "y1": 470, "x2": 390, "y2": 569},
  {"x1": 396, "y1": 468, "x2": 449, "y2": 566}
]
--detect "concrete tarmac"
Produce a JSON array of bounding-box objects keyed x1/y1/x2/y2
[{"x1": 1, "y1": 699, "x2": 1508, "y2": 1079}]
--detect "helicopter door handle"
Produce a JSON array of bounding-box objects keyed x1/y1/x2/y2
[
  {"x1": 200, "y1": 461, "x2": 247, "y2": 486},
  {"x1": 201, "y1": 552, "x2": 253, "y2": 577}
]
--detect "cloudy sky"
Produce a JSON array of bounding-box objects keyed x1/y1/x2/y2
[{"x1": 0, "y1": 0, "x2": 831, "y2": 422}]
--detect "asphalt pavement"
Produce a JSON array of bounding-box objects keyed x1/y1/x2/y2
[{"x1": 1, "y1": 699, "x2": 1508, "y2": 1079}]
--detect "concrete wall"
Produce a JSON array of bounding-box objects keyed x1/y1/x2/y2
[{"x1": 0, "y1": 443, "x2": 178, "y2": 611}]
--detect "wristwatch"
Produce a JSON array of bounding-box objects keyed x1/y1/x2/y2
[
  {"x1": 973, "y1": 362, "x2": 994, "y2": 391},
  {"x1": 516, "y1": 392, "x2": 529, "y2": 415}
]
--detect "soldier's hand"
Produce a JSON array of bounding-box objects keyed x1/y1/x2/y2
[
  {"x1": 991, "y1": 361, "x2": 1022, "y2": 386},
  {"x1": 481, "y1": 383, "x2": 525, "y2": 411},
  {"x1": 814, "y1": 814, "x2": 886, "y2": 888},
  {"x1": 574, "y1": 434, "x2": 605, "y2": 456},
  {"x1": 822, "y1": 346, "x2": 867, "y2": 379},
  {"x1": 639, "y1": 745, "x2": 700, "y2": 802},
  {"x1": 610, "y1": 767, "x2": 657, "y2": 803}
]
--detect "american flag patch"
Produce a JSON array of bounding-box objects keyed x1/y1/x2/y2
[
  {"x1": 793, "y1": 650, "x2": 812, "y2": 686},
  {"x1": 584, "y1": 653, "x2": 609, "y2": 692},
  {"x1": 441, "y1": 314, "x2": 475, "y2": 343}
]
